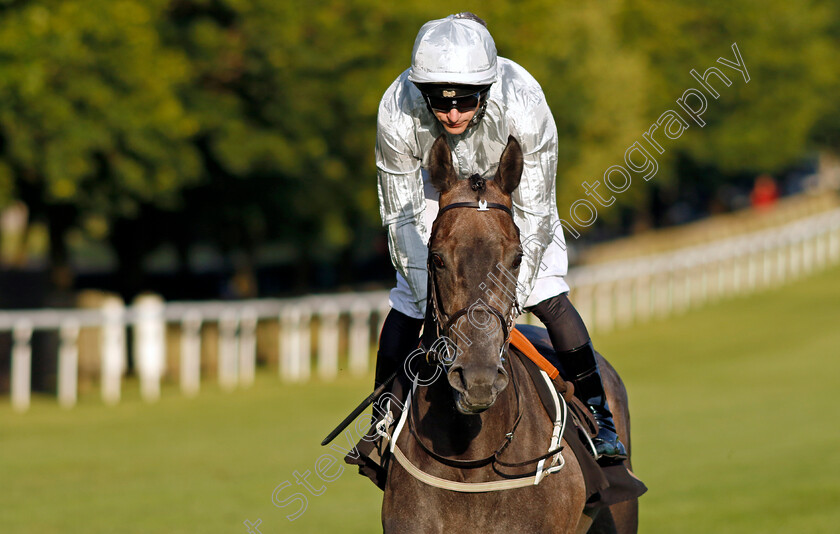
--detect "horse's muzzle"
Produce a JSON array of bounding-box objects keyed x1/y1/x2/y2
[{"x1": 447, "y1": 363, "x2": 509, "y2": 414}]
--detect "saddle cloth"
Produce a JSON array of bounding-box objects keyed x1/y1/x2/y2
[{"x1": 344, "y1": 325, "x2": 646, "y2": 508}]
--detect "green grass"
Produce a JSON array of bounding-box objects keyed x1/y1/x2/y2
[
  {"x1": 598, "y1": 265, "x2": 840, "y2": 534},
  {"x1": 2, "y1": 265, "x2": 840, "y2": 533}
]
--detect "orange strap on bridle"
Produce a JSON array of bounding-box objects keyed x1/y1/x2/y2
[{"x1": 509, "y1": 327, "x2": 559, "y2": 380}]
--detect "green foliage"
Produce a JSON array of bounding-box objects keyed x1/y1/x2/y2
[
  {"x1": 159, "y1": 0, "x2": 431, "y2": 254},
  {"x1": 618, "y1": 0, "x2": 837, "y2": 172},
  {"x1": 477, "y1": 0, "x2": 654, "y2": 214},
  {"x1": 0, "y1": 0, "x2": 200, "y2": 216},
  {"x1": 1, "y1": 0, "x2": 839, "y2": 287}
]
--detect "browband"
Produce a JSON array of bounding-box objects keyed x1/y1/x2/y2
[{"x1": 436, "y1": 201, "x2": 513, "y2": 218}]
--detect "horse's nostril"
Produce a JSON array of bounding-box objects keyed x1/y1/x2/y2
[
  {"x1": 494, "y1": 367, "x2": 509, "y2": 392},
  {"x1": 447, "y1": 366, "x2": 467, "y2": 394}
]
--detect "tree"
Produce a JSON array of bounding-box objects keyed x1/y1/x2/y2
[
  {"x1": 2, "y1": 0, "x2": 839, "y2": 301},
  {"x1": 0, "y1": 0, "x2": 200, "y2": 294},
  {"x1": 617, "y1": 0, "x2": 837, "y2": 217}
]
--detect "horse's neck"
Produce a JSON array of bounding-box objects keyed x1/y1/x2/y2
[{"x1": 412, "y1": 358, "x2": 519, "y2": 458}]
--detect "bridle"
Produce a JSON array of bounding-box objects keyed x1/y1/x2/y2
[
  {"x1": 412, "y1": 197, "x2": 528, "y2": 465},
  {"x1": 424, "y1": 199, "x2": 521, "y2": 366},
  {"x1": 409, "y1": 198, "x2": 561, "y2": 470},
  {"x1": 396, "y1": 192, "x2": 565, "y2": 484}
]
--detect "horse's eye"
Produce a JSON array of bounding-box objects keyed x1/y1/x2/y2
[
  {"x1": 432, "y1": 254, "x2": 445, "y2": 269},
  {"x1": 512, "y1": 252, "x2": 523, "y2": 268}
]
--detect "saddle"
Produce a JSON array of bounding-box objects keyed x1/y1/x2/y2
[
  {"x1": 509, "y1": 326, "x2": 647, "y2": 507},
  {"x1": 344, "y1": 326, "x2": 646, "y2": 508},
  {"x1": 508, "y1": 325, "x2": 599, "y2": 440}
]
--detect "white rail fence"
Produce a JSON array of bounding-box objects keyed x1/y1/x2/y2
[
  {"x1": 566, "y1": 208, "x2": 840, "y2": 332},
  {"x1": 3, "y1": 208, "x2": 840, "y2": 412}
]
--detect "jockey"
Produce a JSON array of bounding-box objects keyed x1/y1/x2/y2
[{"x1": 375, "y1": 13, "x2": 627, "y2": 463}]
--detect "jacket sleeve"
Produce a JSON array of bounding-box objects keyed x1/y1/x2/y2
[
  {"x1": 375, "y1": 98, "x2": 429, "y2": 317},
  {"x1": 510, "y1": 87, "x2": 559, "y2": 307}
]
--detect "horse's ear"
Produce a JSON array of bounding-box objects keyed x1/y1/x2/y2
[
  {"x1": 496, "y1": 136, "x2": 523, "y2": 195},
  {"x1": 429, "y1": 134, "x2": 457, "y2": 194}
]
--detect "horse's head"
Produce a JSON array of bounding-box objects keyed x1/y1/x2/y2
[{"x1": 427, "y1": 134, "x2": 524, "y2": 414}]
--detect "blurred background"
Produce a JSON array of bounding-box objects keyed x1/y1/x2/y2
[{"x1": 1, "y1": 1, "x2": 839, "y2": 533}]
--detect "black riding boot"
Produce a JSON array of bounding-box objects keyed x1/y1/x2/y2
[
  {"x1": 374, "y1": 349, "x2": 398, "y2": 389},
  {"x1": 561, "y1": 342, "x2": 627, "y2": 463},
  {"x1": 373, "y1": 309, "x2": 424, "y2": 389}
]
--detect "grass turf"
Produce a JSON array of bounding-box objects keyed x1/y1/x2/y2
[{"x1": 1, "y1": 264, "x2": 839, "y2": 533}]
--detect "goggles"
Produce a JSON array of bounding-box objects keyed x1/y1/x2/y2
[{"x1": 424, "y1": 91, "x2": 484, "y2": 113}]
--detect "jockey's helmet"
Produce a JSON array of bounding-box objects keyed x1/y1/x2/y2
[{"x1": 409, "y1": 13, "x2": 497, "y2": 126}]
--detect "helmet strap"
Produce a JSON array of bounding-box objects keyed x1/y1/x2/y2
[{"x1": 468, "y1": 98, "x2": 489, "y2": 127}]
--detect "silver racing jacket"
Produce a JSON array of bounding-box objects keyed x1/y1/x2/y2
[{"x1": 376, "y1": 57, "x2": 568, "y2": 318}]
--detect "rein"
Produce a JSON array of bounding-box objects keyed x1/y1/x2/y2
[
  {"x1": 407, "y1": 349, "x2": 565, "y2": 470},
  {"x1": 407, "y1": 348, "x2": 523, "y2": 469},
  {"x1": 389, "y1": 360, "x2": 569, "y2": 493}
]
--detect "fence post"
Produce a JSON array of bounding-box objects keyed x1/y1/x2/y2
[
  {"x1": 689, "y1": 262, "x2": 700, "y2": 308},
  {"x1": 101, "y1": 296, "x2": 126, "y2": 405},
  {"x1": 218, "y1": 309, "x2": 239, "y2": 390},
  {"x1": 731, "y1": 254, "x2": 742, "y2": 295},
  {"x1": 58, "y1": 321, "x2": 80, "y2": 408},
  {"x1": 297, "y1": 307, "x2": 312, "y2": 382},
  {"x1": 239, "y1": 307, "x2": 258, "y2": 387},
  {"x1": 653, "y1": 272, "x2": 668, "y2": 318},
  {"x1": 11, "y1": 321, "x2": 33, "y2": 412},
  {"x1": 803, "y1": 234, "x2": 814, "y2": 274},
  {"x1": 317, "y1": 303, "x2": 340, "y2": 380},
  {"x1": 349, "y1": 302, "x2": 371, "y2": 375},
  {"x1": 279, "y1": 306, "x2": 302, "y2": 382},
  {"x1": 816, "y1": 230, "x2": 828, "y2": 269},
  {"x1": 594, "y1": 282, "x2": 615, "y2": 333},
  {"x1": 776, "y1": 243, "x2": 786, "y2": 285},
  {"x1": 689, "y1": 263, "x2": 704, "y2": 309},
  {"x1": 746, "y1": 248, "x2": 757, "y2": 292},
  {"x1": 134, "y1": 294, "x2": 166, "y2": 402},
  {"x1": 180, "y1": 310, "x2": 202, "y2": 397},
  {"x1": 634, "y1": 275, "x2": 651, "y2": 323},
  {"x1": 790, "y1": 234, "x2": 801, "y2": 280},
  {"x1": 761, "y1": 242, "x2": 772, "y2": 288},
  {"x1": 615, "y1": 277, "x2": 634, "y2": 328},
  {"x1": 699, "y1": 261, "x2": 709, "y2": 305},
  {"x1": 675, "y1": 264, "x2": 689, "y2": 313}
]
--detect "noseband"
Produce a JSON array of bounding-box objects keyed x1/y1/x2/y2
[{"x1": 425, "y1": 200, "x2": 521, "y2": 365}]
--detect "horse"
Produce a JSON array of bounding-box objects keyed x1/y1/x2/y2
[{"x1": 380, "y1": 134, "x2": 638, "y2": 534}]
